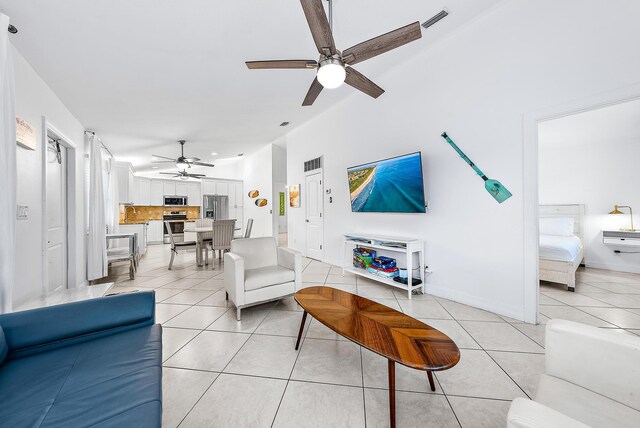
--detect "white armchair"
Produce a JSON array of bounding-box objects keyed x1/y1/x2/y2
[
  {"x1": 224, "y1": 237, "x2": 302, "y2": 320},
  {"x1": 507, "y1": 319, "x2": 640, "y2": 428}
]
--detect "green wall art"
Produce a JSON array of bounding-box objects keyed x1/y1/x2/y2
[{"x1": 441, "y1": 132, "x2": 512, "y2": 204}]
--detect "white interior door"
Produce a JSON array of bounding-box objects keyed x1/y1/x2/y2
[
  {"x1": 305, "y1": 171, "x2": 323, "y2": 260},
  {"x1": 46, "y1": 142, "x2": 68, "y2": 293}
]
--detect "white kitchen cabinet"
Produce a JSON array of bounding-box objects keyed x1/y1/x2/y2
[
  {"x1": 147, "y1": 220, "x2": 164, "y2": 244},
  {"x1": 163, "y1": 181, "x2": 176, "y2": 196},
  {"x1": 150, "y1": 180, "x2": 164, "y2": 206},
  {"x1": 131, "y1": 177, "x2": 140, "y2": 205},
  {"x1": 116, "y1": 163, "x2": 134, "y2": 204},
  {"x1": 187, "y1": 182, "x2": 201, "y2": 207},
  {"x1": 228, "y1": 181, "x2": 243, "y2": 208},
  {"x1": 235, "y1": 181, "x2": 244, "y2": 207},
  {"x1": 138, "y1": 178, "x2": 151, "y2": 206},
  {"x1": 175, "y1": 182, "x2": 188, "y2": 197},
  {"x1": 230, "y1": 207, "x2": 244, "y2": 237},
  {"x1": 202, "y1": 179, "x2": 215, "y2": 195},
  {"x1": 215, "y1": 180, "x2": 228, "y2": 196}
]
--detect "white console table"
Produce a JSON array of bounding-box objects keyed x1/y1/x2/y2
[{"x1": 342, "y1": 233, "x2": 425, "y2": 299}]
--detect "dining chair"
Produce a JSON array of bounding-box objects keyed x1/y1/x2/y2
[
  {"x1": 244, "y1": 218, "x2": 254, "y2": 239},
  {"x1": 210, "y1": 219, "x2": 236, "y2": 260},
  {"x1": 165, "y1": 221, "x2": 198, "y2": 270},
  {"x1": 196, "y1": 218, "x2": 214, "y2": 265}
]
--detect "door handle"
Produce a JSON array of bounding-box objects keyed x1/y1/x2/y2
[{"x1": 306, "y1": 219, "x2": 309, "y2": 222}]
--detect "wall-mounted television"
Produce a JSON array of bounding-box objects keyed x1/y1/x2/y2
[{"x1": 347, "y1": 152, "x2": 426, "y2": 213}]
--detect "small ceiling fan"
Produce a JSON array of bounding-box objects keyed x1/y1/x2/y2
[
  {"x1": 159, "y1": 169, "x2": 207, "y2": 180},
  {"x1": 152, "y1": 140, "x2": 215, "y2": 169},
  {"x1": 246, "y1": 0, "x2": 429, "y2": 106}
]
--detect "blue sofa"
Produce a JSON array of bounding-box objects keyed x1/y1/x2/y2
[{"x1": 0, "y1": 291, "x2": 162, "y2": 427}]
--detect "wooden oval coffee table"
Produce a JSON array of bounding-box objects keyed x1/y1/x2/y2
[{"x1": 294, "y1": 286, "x2": 460, "y2": 428}]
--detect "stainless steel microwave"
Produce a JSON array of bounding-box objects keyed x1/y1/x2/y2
[{"x1": 164, "y1": 196, "x2": 188, "y2": 206}]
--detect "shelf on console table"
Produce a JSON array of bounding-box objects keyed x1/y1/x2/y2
[{"x1": 342, "y1": 233, "x2": 425, "y2": 299}]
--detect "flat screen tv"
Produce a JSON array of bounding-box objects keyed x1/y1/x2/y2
[{"x1": 347, "y1": 152, "x2": 426, "y2": 213}]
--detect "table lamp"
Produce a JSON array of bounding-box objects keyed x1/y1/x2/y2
[{"x1": 609, "y1": 205, "x2": 637, "y2": 231}]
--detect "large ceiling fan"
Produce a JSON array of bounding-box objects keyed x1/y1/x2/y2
[
  {"x1": 152, "y1": 140, "x2": 215, "y2": 169},
  {"x1": 246, "y1": 0, "x2": 443, "y2": 106},
  {"x1": 159, "y1": 169, "x2": 207, "y2": 180}
]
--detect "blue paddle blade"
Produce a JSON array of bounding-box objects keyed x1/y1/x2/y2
[{"x1": 485, "y1": 179, "x2": 512, "y2": 203}]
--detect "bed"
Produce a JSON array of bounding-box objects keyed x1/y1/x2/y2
[{"x1": 539, "y1": 204, "x2": 585, "y2": 292}]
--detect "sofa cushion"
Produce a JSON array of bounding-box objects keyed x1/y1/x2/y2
[
  {"x1": 245, "y1": 265, "x2": 295, "y2": 291},
  {"x1": 231, "y1": 237, "x2": 278, "y2": 270},
  {"x1": 0, "y1": 324, "x2": 162, "y2": 427},
  {"x1": 0, "y1": 327, "x2": 6, "y2": 365},
  {"x1": 535, "y1": 374, "x2": 640, "y2": 428}
]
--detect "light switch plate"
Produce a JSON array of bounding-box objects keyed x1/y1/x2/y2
[{"x1": 17, "y1": 204, "x2": 28, "y2": 220}]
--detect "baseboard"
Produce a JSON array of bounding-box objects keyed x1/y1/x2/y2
[
  {"x1": 585, "y1": 261, "x2": 640, "y2": 274},
  {"x1": 323, "y1": 256, "x2": 528, "y2": 323},
  {"x1": 425, "y1": 283, "x2": 527, "y2": 322}
]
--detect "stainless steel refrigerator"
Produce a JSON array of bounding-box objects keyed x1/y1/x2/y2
[{"x1": 202, "y1": 195, "x2": 229, "y2": 219}]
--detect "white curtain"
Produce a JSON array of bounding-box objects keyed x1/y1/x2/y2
[
  {"x1": 87, "y1": 133, "x2": 107, "y2": 280},
  {"x1": 0, "y1": 14, "x2": 16, "y2": 313},
  {"x1": 106, "y1": 156, "x2": 119, "y2": 235}
]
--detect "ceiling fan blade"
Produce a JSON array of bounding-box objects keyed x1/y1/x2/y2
[
  {"x1": 159, "y1": 172, "x2": 180, "y2": 177},
  {"x1": 342, "y1": 21, "x2": 422, "y2": 65},
  {"x1": 246, "y1": 60, "x2": 318, "y2": 69},
  {"x1": 191, "y1": 161, "x2": 215, "y2": 167},
  {"x1": 345, "y1": 67, "x2": 385, "y2": 99},
  {"x1": 184, "y1": 157, "x2": 200, "y2": 162},
  {"x1": 187, "y1": 174, "x2": 206, "y2": 178},
  {"x1": 152, "y1": 154, "x2": 176, "y2": 161},
  {"x1": 302, "y1": 77, "x2": 324, "y2": 106},
  {"x1": 300, "y1": 0, "x2": 337, "y2": 56},
  {"x1": 151, "y1": 160, "x2": 176, "y2": 164}
]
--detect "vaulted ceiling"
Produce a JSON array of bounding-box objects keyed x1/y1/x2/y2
[{"x1": 2, "y1": 0, "x2": 504, "y2": 172}]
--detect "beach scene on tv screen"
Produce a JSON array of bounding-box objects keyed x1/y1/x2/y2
[{"x1": 348, "y1": 152, "x2": 426, "y2": 213}]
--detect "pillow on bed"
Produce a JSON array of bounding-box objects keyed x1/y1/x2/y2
[{"x1": 540, "y1": 217, "x2": 574, "y2": 236}]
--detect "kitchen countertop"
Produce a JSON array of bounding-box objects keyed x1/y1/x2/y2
[{"x1": 119, "y1": 218, "x2": 200, "y2": 225}]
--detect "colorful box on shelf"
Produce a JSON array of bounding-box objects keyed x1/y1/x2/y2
[
  {"x1": 366, "y1": 266, "x2": 400, "y2": 278},
  {"x1": 353, "y1": 247, "x2": 376, "y2": 269},
  {"x1": 371, "y1": 256, "x2": 396, "y2": 270}
]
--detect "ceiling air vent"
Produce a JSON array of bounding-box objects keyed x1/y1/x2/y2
[
  {"x1": 422, "y1": 9, "x2": 448, "y2": 30},
  {"x1": 304, "y1": 157, "x2": 322, "y2": 172}
]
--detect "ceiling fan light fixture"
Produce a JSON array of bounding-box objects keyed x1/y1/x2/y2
[
  {"x1": 180, "y1": 175, "x2": 189, "y2": 181},
  {"x1": 176, "y1": 160, "x2": 188, "y2": 169},
  {"x1": 317, "y1": 58, "x2": 345, "y2": 89}
]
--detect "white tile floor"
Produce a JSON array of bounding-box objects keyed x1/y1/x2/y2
[{"x1": 103, "y1": 245, "x2": 640, "y2": 427}]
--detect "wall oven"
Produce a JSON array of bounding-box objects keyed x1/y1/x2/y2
[
  {"x1": 163, "y1": 210, "x2": 187, "y2": 244},
  {"x1": 164, "y1": 196, "x2": 188, "y2": 206}
]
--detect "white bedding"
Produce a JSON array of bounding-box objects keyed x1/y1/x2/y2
[{"x1": 539, "y1": 234, "x2": 583, "y2": 261}]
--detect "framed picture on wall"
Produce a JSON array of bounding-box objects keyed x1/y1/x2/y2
[{"x1": 289, "y1": 184, "x2": 300, "y2": 208}]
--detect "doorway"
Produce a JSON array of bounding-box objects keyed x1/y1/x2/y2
[
  {"x1": 523, "y1": 84, "x2": 640, "y2": 324},
  {"x1": 45, "y1": 135, "x2": 68, "y2": 293},
  {"x1": 305, "y1": 170, "x2": 324, "y2": 260},
  {"x1": 42, "y1": 117, "x2": 79, "y2": 294}
]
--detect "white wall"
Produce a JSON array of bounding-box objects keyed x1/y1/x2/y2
[
  {"x1": 286, "y1": 0, "x2": 640, "y2": 321},
  {"x1": 242, "y1": 144, "x2": 273, "y2": 237},
  {"x1": 13, "y1": 45, "x2": 87, "y2": 307},
  {"x1": 272, "y1": 144, "x2": 287, "y2": 237},
  {"x1": 540, "y1": 118, "x2": 640, "y2": 273}
]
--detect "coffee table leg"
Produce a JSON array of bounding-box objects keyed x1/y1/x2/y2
[
  {"x1": 427, "y1": 370, "x2": 436, "y2": 391},
  {"x1": 295, "y1": 311, "x2": 308, "y2": 350},
  {"x1": 389, "y1": 360, "x2": 396, "y2": 428}
]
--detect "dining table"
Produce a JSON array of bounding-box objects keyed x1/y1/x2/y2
[{"x1": 183, "y1": 225, "x2": 241, "y2": 267}]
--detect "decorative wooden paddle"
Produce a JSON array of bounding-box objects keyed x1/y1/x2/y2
[{"x1": 441, "y1": 132, "x2": 512, "y2": 203}]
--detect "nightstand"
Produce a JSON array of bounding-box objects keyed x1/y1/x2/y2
[{"x1": 602, "y1": 230, "x2": 640, "y2": 248}]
